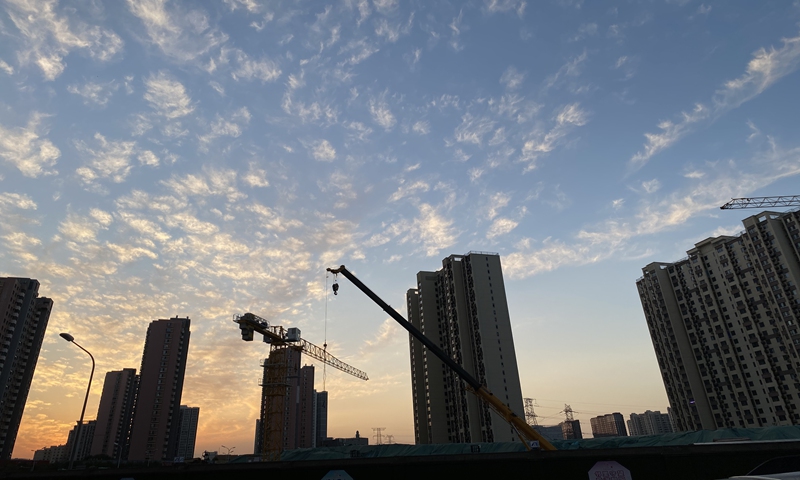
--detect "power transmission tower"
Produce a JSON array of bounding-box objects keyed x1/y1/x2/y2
[
  {"x1": 523, "y1": 398, "x2": 539, "y2": 426},
  {"x1": 563, "y1": 404, "x2": 574, "y2": 421},
  {"x1": 385, "y1": 434, "x2": 394, "y2": 445},
  {"x1": 372, "y1": 427, "x2": 386, "y2": 445}
]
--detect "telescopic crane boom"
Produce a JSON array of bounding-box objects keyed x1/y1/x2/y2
[
  {"x1": 326, "y1": 265, "x2": 557, "y2": 451},
  {"x1": 720, "y1": 195, "x2": 800, "y2": 210}
]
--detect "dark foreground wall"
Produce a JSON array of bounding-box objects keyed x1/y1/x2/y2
[{"x1": 8, "y1": 441, "x2": 800, "y2": 480}]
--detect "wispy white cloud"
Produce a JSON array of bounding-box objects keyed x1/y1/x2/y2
[
  {"x1": 484, "y1": 0, "x2": 527, "y2": 16},
  {"x1": 454, "y1": 113, "x2": 496, "y2": 145},
  {"x1": 144, "y1": 71, "x2": 195, "y2": 119},
  {"x1": 0, "y1": 113, "x2": 60, "y2": 177},
  {"x1": 126, "y1": 0, "x2": 227, "y2": 63},
  {"x1": 641, "y1": 179, "x2": 661, "y2": 193},
  {"x1": 242, "y1": 163, "x2": 270, "y2": 188},
  {"x1": 0, "y1": 59, "x2": 15, "y2": 75},
  {"x1": 500, "y1": 66, "x2": 525, "y2": 89},
  {"x1": 507, "y1": 140, "x2": 800, "y2": 279},
  {"x1": 231, "y1": 50, "x2": 281, "y2": 82},
  {"x1": 198, "y1": 107, "x2": 251, "y2": 147},
  {"x1": 519, "y1": 103, "x2": 588, "y2": 171},
  {"x1": 414, "y1": 203, "x2": 458, "y2": 256},
  {"x1": 544, "y1": 50, "x2": 588, "y2": 90},
  {"x1": 411, "y1": 120, "x2": 430, "y2": 135},
  {"x1": 487, "y1": 217, "x2": 518, "y2": 239},
  {"x1": 310, "y1": 139, "x2": 336, "y2": 161},
  {"x1": 369, "y1": 94, "x2": 396, "y2": 130},
  {"x1": 338, "y1": 38, "x2": 379, "y2": 66},
  {"x1": 389, "y1": 180, "x2": 430, "y2": 202},
  {"x1": 5, "y1": 0, "x2": 123, "y2": 80},
  {"x1": 67, "y1": 81, "x2": 119, "y2": 107},
  {"x1": 374, "y1": 13, "x2": 414, "y2": 43},
  {"x1": 631, "y1": 31, "x2": 800, "y2": 167},
  {"x1": 75, "y1": 133, "x2": 137, "y2": 184}
]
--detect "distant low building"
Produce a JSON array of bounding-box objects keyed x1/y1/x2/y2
[
  {"x1": 33, "y1": 445, "x2": 68, "y2": 464},
  {"x1": 628, "y1": 410, "x2": 673, "y2": 436},
  {"x1": 590, "y1": 413, "x2": 627, "y2": 438},
  {"x1": 533, "y1": 425, "x2": 563, "y2": 442},
  {"x1": 320, "y1": 431, "x2": 369, "y2": 447}
]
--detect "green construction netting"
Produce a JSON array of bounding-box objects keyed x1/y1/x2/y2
[{"x1": 278, "y1": 425, "x2": 800, "y2": 461}]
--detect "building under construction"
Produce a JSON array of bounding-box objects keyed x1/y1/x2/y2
[
  {"x1": 235, "y1": 313, "x2": 367, "y2": 460},
  {"x1": 254, "y1": 347, "x2": 327, "y2": 454}
]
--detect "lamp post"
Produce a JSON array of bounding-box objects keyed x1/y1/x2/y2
[{"x1": 60, "y1": 333, "x2": 95, "y2": 471}]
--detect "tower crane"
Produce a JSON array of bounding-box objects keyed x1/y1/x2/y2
[
  {"x1": 234, "y1": 312, "x2": 368, "y2": 460},
  {"x1": 326, "y1": 265, "x2": 557, "y2": 451},
  {"x1": 720, "y1": 195, "x2": 800, "y2": 210}
]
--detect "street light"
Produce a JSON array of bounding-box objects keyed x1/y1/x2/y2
[{"x1": 60, "y1": 333, "x2": 95, "y2": 470}]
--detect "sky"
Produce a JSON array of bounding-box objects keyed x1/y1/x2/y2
[{"x1": 2, "y1": 0, "x2": 800, "y2": 458}]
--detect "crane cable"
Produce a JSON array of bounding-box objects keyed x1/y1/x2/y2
[{"x1": 323, "y1": 272, "x2": 328, "y2": 391}]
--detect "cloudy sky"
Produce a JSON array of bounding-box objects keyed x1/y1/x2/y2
[{"x1": 2, "y1": 0, "x2": 800, "y2": 457}]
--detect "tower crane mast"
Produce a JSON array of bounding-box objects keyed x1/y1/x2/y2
[
  {"x1": 234, "y1": 312, "x2": 367, "y2": 461},
  {"x1": 720, "y1": 195, "x2": 800, "y2": 210}
]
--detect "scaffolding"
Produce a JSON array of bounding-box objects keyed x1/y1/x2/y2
[{"x1": 259, "y1": 344, "x2": 301, "y2": 461}]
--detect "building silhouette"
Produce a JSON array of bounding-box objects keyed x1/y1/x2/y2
[
  {"x1": 313, "y1": 390, "x2": 328, "y2": 447},
  {"x1": 176, "y1": 405, "x2": 199, "y2": 460},
  {"x1": 128, "y1": 317, "x2": 191, "y2": 461},
  {"x1": 637, "y1": 210, "x2": 800, "y2": 430},
  {"x1": 407, "y1": 252, "x2": 525, "y2": 444},
  {"x1": 91, "y1": 368, "x2": 138, "y2": 460},
  {"x1": 589, "y1": 413, "x2": 627, "y2": 437},
  {"x1": 0, "y1": 277, "x2": 53, "y2": 459},
  {"x1": 627, "y1": 410, "x2": 673, "y2": 436},
  {"x1": 255, "y1": 348, "x2": 326, "y2": 454},
  {"x1": 560, "y1": 419, "x2": 582, "y2": 439},
  {"x1": 66, "y1": 419, "x2": 96, "y2": 461}
]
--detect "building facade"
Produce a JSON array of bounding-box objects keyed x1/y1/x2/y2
[
  {"x1": 32, "y1": 444, "x2": 68, "y2": 463},
  {"x1": 590, "y1": 413, "x2": 627, "y2": 437},
  {"x1": 627, "y1": 410, "x2": 673, "y2": 436},
  {"x1": 0, "y1": 277, "x2": 53, "y2": 459},
  {"x1": 128, "y1": 317, "x2": 191, "y2": 462},
  {"x1": 91, "y1": 368, "x2": 138, "y2": 460},
  {"x1": 637, "y1": 210, "x2": 800, "y2": 431},
  {"x1": 313, "y1": 390, "x2": 328, "y2": 448},
  {"x1": 176, "y1": 405, "x2": 199, "y2": 460},
  {"x1": 66, "y1": 420, "x2": 96, "y2": 461},
  {"x1": 407, "y1": 252, "x2": 525, "y2": 444}
]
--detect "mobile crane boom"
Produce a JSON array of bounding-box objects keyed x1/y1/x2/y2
[
  {"x1": 720, "y1": 195, "x2": 800, "y2": 210},
  {"x1": 326, "y1": 265, "x2": 556, "y2": 451}
]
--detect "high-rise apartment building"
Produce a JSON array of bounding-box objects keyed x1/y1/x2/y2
[
  {"x1": 0, "y1": 277, "x2": 53, "y2": 459},
  {"x1": 407, "y1": 252, "x2": 525, "y2": 444},
  {"x1": 589, "y1": 413, "x2": 627, "y2": 437},
  {"x1": 313, "y1": 390, "x2": 328, "y2": 448},
  {"x1": 637, "y1": 210, "x2": 800, "y2": 431},
  {"x1": 175, "y1": 405, "x2": 199, "y2": 460},
  {"x1": 128, "y1": 317, "x2": 191, "y2": 462},
  {"x1": 627, "y1": 410, "x2": 673, "y2": 436},
  {"x1": 91, "y1": 368, "x2": 138, "y2": 460}
]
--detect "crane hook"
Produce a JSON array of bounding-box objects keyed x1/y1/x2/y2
[{"x1": 332, "y1": 282, "x2": 339, "y2": 295}]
